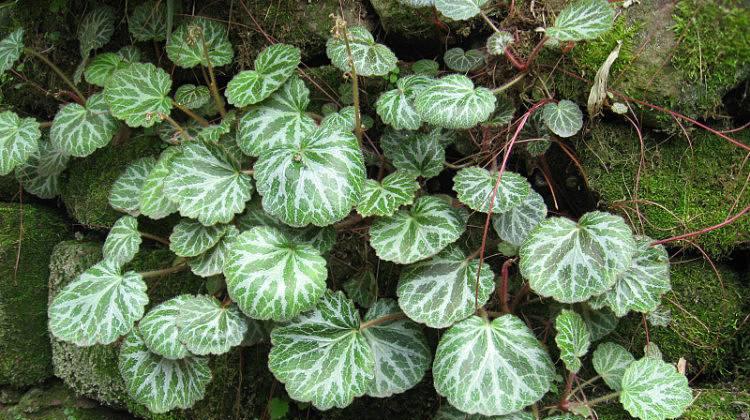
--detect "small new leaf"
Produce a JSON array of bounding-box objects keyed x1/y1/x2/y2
[
  {"x1": 434, "y1": 0, "x2": 489, "y2": 20},
  {"x1": 0, "y1": 29, "x2": 24, "y2": 74},
  {"x1": 189, "y1": 225, "x2": 240, "y2": 278},
  {"x1": 414, "y1": 75, "x2": 496, "y2": 129},
  {"x1": 129, "y1": 0, "x2": 168, "y2": 41},
  {"x1": 166, "y1": 17, "x2": 234, "y2": 68},
  {"x1": 487, "y1": 31, "x2": 514, "y2": 55},
  {"x1": 542, "y1": 100, "x2": 583, "y2": 138},
  {"x1": 443, "y1": 48, "x2": 485, "y2": 72},
  {"x1": 169, "y1": 219, "x2": 228, "y2": 257},
  {"x1": 78, "y1": 6, "x2": 115, "y2": 57},
  {"x1": 375, "y1": 75, "x2": 431, "y2": 130},
  {"x1": 175, "y1": 84, "x2": 211, "y2": 109},
  {"x1": 343, "y1": 270, "x2": 378, "y2": 308},
  {"x1": 554, "y1": 309, "x2": 591, "y2": 373}
]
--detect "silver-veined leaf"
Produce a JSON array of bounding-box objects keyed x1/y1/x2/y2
[
  {"x1": 189, "y1": 225, "x2": 239, "y2": 277},
  {"x1": 369, "y1": 195, "x2": 466, "y2": 264},
  {"x1": 519, "y1": 211, "x2": 636, "y2": 303},
  {"x1": 117, "y1": 45, "x2": 142, "y2": 62},
  {"x1": 139, "y1": 147, "x2": 180, "y2": 219},
  {"x1": 453, "y1": 167, "x2": 530, "y2": 214},
  {"x1": 343, "y1": 270, "x2": 378, "y2": 308},
  {"x1": 356, "y1": 171, "x2": 419, "y2": 218},
  {"x1": 174, "y1": 84, "x2": 211, "y2": 109},
  {"x1": 0, "y1": 29, "x2": 24, "y2": 74},
  {"x1": 397, "y1": 245, "x2": 495, "y2": 328},
  {"x1": 103, "y1": 215, "x2": 142, "y2": 264},
  {"x1": 381, "y1": 129, "x2": 445, "y2": 178},
  {"x1": 129, "y1": 0, "x2": 168, "y2": 41},
  {"x1": 0, "y1": 110, "x2": 40, "y2": 176},
  {"x1": 546, "y1": 0, "x2": 614, "y2": 42},
  {"x1": 14, "y1": 137, "x2": 66, "y2": 198},
  {"x1": 647, "y1": 306, "x2": 671, "y2": 327},
  {"x1": 166, "y1": 17, "x2": 234, "y2": 68},
  {"x1": 433, "y1": 315, "x2": 555, "y2": 416},
  {"x1": 541, "y1": 100, "x2": 583, "y2": 138},
  {"x1": 138, "y1": 295, "x2": 192, "y2": 360},
  {"x1": 320, "y1": 105, "x2": 358, "y2": 132},
  {"x1": 620, "y1": 357, "x2": 692, "y2": 420},
  {"x1": 104, "y1": 62, "x2": 173, "y2": 128},
  {"x1": 29, "y1": 133, "x2": 69, "y2": 176},
  {"x1": 375, "y1": 75, "x2": 431, "y2": 130},
  {"x1": 487, "y1": 31, "x2": 514, "y2": 55},
  {"x1": 411, "y1": 58, "x2": 439, "y2": 76},
  {"x1": 119, "y1": 330, "x2": 211, "y2": 413},
  {"x1": 434, "y1": 0, "x2": 489, "y2": 20},
  {"x1": 84, "y1": 53, "x2": 129, "y2": 87},
  {"x1": 268, "y1": 290, "x2": 375, "y2": 410},
  {"x1": 643, "y1": 343, "x2": 662, "y2": 360},
  {"x1": 554, "y1": 309, "x2": 590, "y2": 373},
  {"x1": 224, "y1": 226, "x2": 327, "y2": 321},
  {"x1": 50, "y1": 92, "x2": 119, "y2": 157},
  {"x1": 444, "y1": 48, "x2": 485, "y2": 72},
  {"x1": 577, "y1": 303, "x2": 618, "y2": 341},
  {"x1": 176, "y1": 295, "x2": 248, "y2": 356},
  {"x1": 169, "y1": 218, "x2": 228, "y2": 257},
  {"x1": 362, "y1": 299, "x2": 431, "y2": 398},
  {"x1": 196, "y1": 110, "x2": 236, "y2": 143},
  {"x1": 492, "y1": 190, "x2": 547, "y2": 246},
  {"x1": 78, "y1": 6, "x2": 115, "y2": 57},
  {"x1": 592, "y1": 342, "x2": 634, "y2": 391},
  {"x1": 48, "y1": 259, "x2": 148, "y2": 346},
  {"x1": 225, "y1": 43, "x2": 301, "y2": 107},
  {"x1": 326, "y1": 25, "x2": 397, "y2": 77},
  {"x1": 109, "y1": 156, "x2": 156, "y2": 216},
  {"x1": 414, "y1": 75, "x2": 496, "y2": 129}
]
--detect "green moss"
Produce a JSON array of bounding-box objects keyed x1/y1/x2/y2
[
  {"x1": 683, "y1": 385, "x2": 750, "y2": 420},
  {"x1": 578, "y1": 122, "x2": 750, "y2": 257},
  {"x1": 569, "y1": 16, "x2": 640, "y2": 77},
  {"x1": 0, "y1": 203, "x2": 69, "y2": 387}
]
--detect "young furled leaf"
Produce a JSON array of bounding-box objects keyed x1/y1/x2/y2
[
  {"x1": 236, "y1": 75, "x2": 316, "y2": 157},
  {"x1": 103, "y1": 215, "x2": 142, "y2": 265},
  {"x1": 119, "y1": 330, "x2": 211, "y2": 414},
  {"x1": 164, "y1": 140, "x2": 254, "y2": 226},
  {"x1": 343, "y1": 270, "x2": 378, "y2": 308},
  {"x1": 546, "y1": 0, "x2": 615, "y2": 42},
  {"x1": 166, "y1": 17, "x2": 234, "y2": 68},
  {"x1": 50, "y1": 93, "x2": 118, "y2": 157},
  {"x1": 381, "y1": 129, "x2": 445, "y2": 178},
  {"x1": 129, "y1": 0, "x2": 168, "y2": 41},
  {"x1": 109, "y1": 156, "x2": 157, "y2": 216},
  {"x1": 375, "y1": 75, "x2": 432, "y2": 130},
  {"x1": 78, "y1": 6, "x2": 115, "y2": 57},
  {"x1": 138, "y1": 296, "x2": 192, "y2": 360},
  {"x1": 169, "y1": 219, "x2": 228, "y2": 257},
  {"x1": 177, "y1": 295, "x2": 248, "y2": 356},
  {"x1": 411, "y1": 59, "x2": 439, "y2": 76},
  {"x1": 48, "y1": 259, "x2": 148, "y2": 346},
  {"x1": 453, "y1": 167, "x2": 531, "y2": 214},
  {"x1": 434, "y1": 0, "x2": 489, "y2": 20},
  {"x1": 254, "y1": 125, "x2": 365, "y2": 227},
  {"x1": 620, "y1": 358, "x2": 692, "y2": 420},
  {"x1": 356, "y1": 171, "x2": 419, "y2": 218},
  {"x1": 225, "y1": 43, "x2": 301, "y2": 107},
  {"x1": 84, "y1": 53, "x2": 130, "y2": 87},
  {"x1": 268, "y1": 290, "x2": 375, "y2": 410},
  {"x1": 435, "y1": 405, "x2": 534, "y2": 420},
  {"x1": 487, "y1": 31, "x2": 514, "y2": 55},
  {"x1": 397, "y1": 245, "x2": 495, "y2": 328},
  {"x1": 433, "y1": 315, "x2": 555, "y2": 416},
  {"x1": 189, "y1": 225, "x2": 239, "y2": 277},
  {"x1": 139, "y1": 147, "x2": 180, "y2": 219},
  {"x1": 554, "y1": 309, "x2": 591, "y2": 373},
  {"x1": 414, "y1": 75, "x2": 496, "y2": 129},
  {"x1": 0, "y1": 29, "x2": 24, "y2": 74},
  {"x1": 542, "y1": 100, "x2": 583, "y2": 138},
  {"x1": 520, "y1": 211, "x2": 636, "y2": 303},
  {"x1": 0, "y1": 110, "x2": 40, "y2": 176},
  {"x1": 362, "y1": 299, "x2": 431, "y2": 397},
  {"x1": 369, "y1": 195, "x2": 466, "y2": 265},
  {"x1": 326, "y1": 26, "x2": 397, "y2": 77},
  {"x1": 174, "y1": 84, "x2": 211, "y2": 109},
  {"x1": 104, "y1": 62, "x2": 173, "y2": 128},
  {"x1": 224, "y1": 226, "x2": 327, "y2": 321},
  {"x1": 443, "y1": 48, "x2": 485, "y2": 72},
  {"x1": 492, "y1": 190, "x2": 547, "y2": 246},
  {"x1": 592, "y1": 342, "x2": 635, "y2": 391}
]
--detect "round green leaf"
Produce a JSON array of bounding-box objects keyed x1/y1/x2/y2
[
  {"x1": 326, "y1": 26, "x2": 397, "y2": 77},
  {"x1": 14, "y1": 138, "x2": 66, "y2": 199},
  {"x1": 166, "y1": 17, "x2": 234, "y2": 68},
  {"x1": 554, "y1": 309, "x2": 591, "y2": 373},
  {"x1": 84, "y1": 53, "x2": 129, "y2": 87},
  {"x1": 139, "y1": 147, "x2": 180, "y2": 219},
  {"x1": 0, "y1": 110, "x2": 40, "y2": 176},
  {"x1": 50, "y1": 93, "x2": 118, "y2": 157},
  {"x1": 375, "y1": 75, "x2": 431, "y2": 130},
  {"x1": 620, "y1": 357, "x2": 692, "y2": 420},
  {"x1": 225, "y1": 43, "x2": 301, "y2": 107},
  {"x1": 0, "y1": 28, "x2": 24, "y2": 74},
  {"x1": 103, "y1": 215, "x2": 142, "y2": 264},
  {"x1": 453, "y1": 167, "x2": 531, "y2": 214},
  {"x1": 592, "y1": 342, "x2": 635, "y2": 391},
  {"x1": 492, "y1": 190, "x2": 547, "y2": 246},
  {"x1": 541, "y1": 100, "x2": 583, "y2": 138},
  {"x1": 356, "y1": 171, "x2": 419, "y2": 218},
  {"x1": 443, "y1": 48, "x2": 485, "y2": 72},
  {"x1": 189, "y1": 225, "x2": 240, "y2": 278},
  {"x1": 546, "y1": 0, "x2": 615, "y2": 42},
  {"x1": 174, "y1": 84, "x2": 211, "y2": 109},
  {"x1": 435, "y1": 0, "x2": 489, "y2": 20},
  {"x1": 129, "y1": 0, "x2": 168, "y2": 41},
  {"x1": 177, "y1": 295, "x2": 248, "y2": 356},
  {"x1": 487, "y1": 31, "x2": 514, "y2": 55},
  {"x1": 78, "y1": 6, "x2": 115, "y2": 57},
  {"x1": 109, "y1": 156, "x2": 157, "y2": 216},
  {"x1": 414, "y1": 75, "x2": 496, "y2": 129},
  {"x1": 411, "y1": 59, "x2": 439, "y2": 76},
  {"x1": 169, "y1": 218, "x2": 228, "y2": 257},
  {"x1": 138, "y1": 295, "x2": 192, "y2": 360},
  {"x1": 104, "y1": 62, "x2": 173, "y2": 128},
  {"x1": 381, "y1": 129, "x2": 445, "y2": 178}
]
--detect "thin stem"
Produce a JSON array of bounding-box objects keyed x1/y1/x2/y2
[
  {"x1": 651, "y1": 204, "x2": 750, "y2": 246},
  {"x1": 509, "y1": 282, "x2": 530, "y2": 312},
  {"x1": 558, "y1": 371, "x2": 576, "y2": 411},
  {"x1": 139, "y1": 231, "x2": 170, "y2": 246},
  {"x1": 338, "y1": 19, "x2": 363, "y2": 146},
  {"x1": 492, "y1": 72, "x2": 527, "y2": 94},
  {"x1": 444, "y1": 160, "x2": 474, "y2": 170},
  {"x1": 581, "y1": 392, "x2": 620, "y2": 407},
  {"x1": 333, "y1": 213, "x2": 364, "y2": 231},
  {"x1": 359, "y1": 312, "x2": 406, "y2": 330},
  {"x1": 504, "y1": 47, "x2": 527, "y2": 71},
  {"x1": 524, "y1": 36, "x2": 549, "y2": 69},
  {"x1": 39, "y1": 121, "x2": 53, "y2": 128},
  {"x1": 479, "y1": 11, "x2": 501, "y2": 33},
  {"x1": 571, "y1": 375, "x2": 601, "y2": 396},
  {"x1": 201, "y1": 35, "x2": 227, "y2": 118},
  {"x1": 23, "y1": 48, "x2": 85, "y2": 102},
  {"x1": 241, "y1": 168, "x2": 254, "y2": 175},
  {"x1": 159, "y1": 113, "x2": 192, "y2": 141},
  {"x1": 498, "y1": 258, "x2": 515, "y2": 314},
  {"x1": 140, "y1": 263, "x2": 188, "y2": 279},
  {"x1": 172, "y1": 99, "x2": 210, "y2": 127}
]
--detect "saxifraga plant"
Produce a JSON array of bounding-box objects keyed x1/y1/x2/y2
[{"x1": 0, "y1": 0, "x2": 700, "y2": 418}]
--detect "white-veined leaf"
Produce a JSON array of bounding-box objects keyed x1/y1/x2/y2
[
  {"x1": 433, "y1": 314, "x2": 555, "y2": 416},
  {"x1": 542, "y1": 100, "x2": 583, "y2": 138},
  {"x1": 189, "y1": 225, "x2": 239, "y2": 277},
  {"x1": 326, "y1": 25, "x2": 397, "y2": 77},
  {"x1": 369, "y1": 195, "x2": 466, "y2": 264},
  {"x1": 129, "y1": 0, "x2": 168, "y2": 41},
  {"x1": 643, "y1": 343, "x2": 662, "y2": 360},
  {"x1": 0, "y1": 29, "x2": 24, "y2": 74},
  {"x1": 444, "y1": 48, "x2": 485, "y2": 72},
  {"x1": 78, "y1": 6, "x2": 115, "y2": 57},
  {"x1": 484, "y1": 97, "x2": 516, "y2": 127},
  {"x1": 166, "y1": 17, "x2": 234, "y2": 68},
  {"x1": 436, "y1": 405, "x2": 534, "y2": 420},
  {"x1": 411, "y1": 58, "x2": 439, "y2": 76},
  {"x1": 592, "y1": 342, "x2": 634, "y2": 391},
  {"x1": 236, "y1": 75, "x2": 315, "y2": 156},
  {"x1": 138, "y1": 295, "x2": 192, "y2": 360},
  {"x1": 620, "y1": 357, "x2": 692, "y2": 420},
  {"x1": 225, "y1": 43, "x2": 301, "y2": 107},
  {"x1": 343, "y1": 270, "x2": 378, "y2": 308},
  {"x1": 103, "y1": 215, "x2": 142, "y2": 264},
  {"x1": 399, "y1": 0, "x2": 436, "y2": 6},
  {"x1": 487, "y1": 31, "x2": 514, "y2": 55},
  {"x1": 164, "y1": 140, "x2": 254, "y2": 226},
  {"x1": 268, "y1": 290, "x2": 374, "y2": 410},
  {"x1": 554, "y1": 309, "x2": 590, "y2": 373},
  {"x1": 453, "y1": 167, "x2": 531, "y2": 214},
  {"x1": 519, "y1": 211, "x2": 636, "y2": 303},
  {"x1": 375, "y1": 75, "x2": 432, "y2": 130},
  {"x1": 84, "y1": 53, "x2": 129, "y2": 87},
  {"x1": 196, "y1": 110, "x2": 236, "y2": 143},
  {"x1": 109, "y1": 156, "x2": 157, "y2": 216},
  {"x1": 381, "y1": 129, "x2": 445, "y2": 178},
  {"x1": 576, "y1": 303, "x2": 618, "y2": 341},
  {"x1": 14, "y1": 137, "x2": 66, "y2": 198},
  {"x1": 117, "y1": 45, "x2": 142, "y2": 62},
  {"x1": 647, "y1": 306, "x2": 671, "y2": 327},
  {"x1": 169, "y1": 218, "x2": 228, "y2": 257},
  {"x1": 434, "y1": 0, "x2": 489, "y2": 20},
  {"x1": 104, "y1": 62, "x2": 173, "y2": 128},
  {"x1": 224, "y1": 226, "x2": 327, "y2": 321},
  {"x1": 546, "y1": 0, "x2": 615, "y2": 42},
  {"x1": 254, "y1": 125, "x2": 365, "y2": 227},
  {"x1": 25, "y1": 133, "x2": 69, "y2": 177},
  {"x1": 397, "y1": 245, "x2": 495, "y2": 328},
  {"x1": 157, "y1": 120, "x2": 202, "y2": 144},
  {"x1": 174, "y1": 84, "x2": 211, "y2": 109},
  {"x1": 50, "y1": 92, "x2": 118, "y2": 157},
  {"x1": 176, "y1": 295, "x2": 248, "y2": 356},
  {"x1": 139, "y1": 147, "x2": 180, "y2": 219},
  {"x1": 48, "y1": 259, "x2": 148, "y2": 346},
  {"x1": 0, "y1": 110, "x2": 40, "y2": 176},
  {"x1": 362, "y1": 299, "x2": 431, "y2": 397},
  {"x1": 320, "y1": 105, "x2": 357, "y2": 132},
  {"x1": 119, "y1": 330, "x2": 211, "y2": 413},
  {"x1": 414, "y1": 75, "x2": 496, "y2": 129},
  {"x1": 356, "y1": 171, "x2": 419, "y2": 218},
  {"x1": 492, "y1": 190, "x2": 547, "y2": 246}
]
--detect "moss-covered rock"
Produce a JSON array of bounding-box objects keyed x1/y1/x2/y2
[
  {"x1": 577, "y1": 122, "x2": 750, "y2": 257},
  {"x1": 0, "y1": 203, "x2": 69, "y2": 388}
]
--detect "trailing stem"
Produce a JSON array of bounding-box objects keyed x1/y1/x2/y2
[
  {"x1": 498, "y1": 258, "x2": 515, "y2": 314},
  {"x1": 23, "y1": 48, "x2": 85, "y2": 103},
  {"x1": 171, "y1": 99, "x2": 210, "y2": 127},
  {"x1": 159, "y1": 113, "x2": 192, "y2": 141},
  {"x1": 140, "y1": 263, "x2": 188, "y2": 279},
  {"x1": 139, "y1": 231, "x2": 170, "y2": 246},
  {"x1": 200, "y1": 34, "x2": 227, "y2": 118},
  {"x1": 359, "y1": 312, "x2": 406, "y2": 330},
  {"x1": 337, "y1": 18, "x2": 363, "y2": 146}
]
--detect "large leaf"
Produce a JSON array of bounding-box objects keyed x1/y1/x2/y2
[
  {"x1": 444, "y1": 48, "x2": 485, "y2": 72},
  {"x1": 129, "y1": 0, "x2": 168, "y2": 41},
  {"x1": 434, "y1": 0, "x2": 489, "y2": 20},
  {"x1": 109, "y1": 156, "x2": 157, "y2": 216},
  {"x1": 78, "y1": 6, "x2": 115, "y2": 57},
  {"x1": 177, "y1": 295, "x2": 248, "y2": 355},
  {"x1": 169, "y1": 218, "x2": 228, "y2": 257},
  {"x1": 326, "y1": 25, "x2": 397, "y2": 77},
  {"x1": 620, "y1": 358, "x2": 692, "y2": 420},
  {"x1": 48, "y1": 259, "x2": 148, "y2": 346},
  {"x1": 0, "y1": 29, "x2": 24, "y2": 74},
  {"x1": 453, "y1": 167, "x2": 530, "y2": 214},
  {"x1": 174, "y1": 84, "x2": 211, "y2": 109},
  {"x1": 592, "y1": 342, "x2": 634, "y2": 391},
  {"x1": 435, "y1": 405, "x2": 534, "y2": 420},
  {"x1": 189, "y1": 225, "x2": 239, "y2": 277},
  {"x1": 519, "y1": 211, "x2": 636, "y2": 303},
  {"x1": 224, "y1": 226, "x2": 327, "y2": 321},
  {"x1": 362, "y1": 299, "x2": 431, "y2": 397},
  {"x1": 138, "y1": 296, "x2": 192, "y2": 360},
  {"x1": 397, "y1": 245, "x2": 495, "y2": 328},
  {"x1": 139, "y1": 147, "x2": 180, "y2": 219},
  {"x1": 382, "y1": 130, "x2": 445, "y2": 178},
  {"x1": 254, "y1": 125, "x2": 365, "y2": 227},
  {"x1": 225, "y1": 43, "x2": 301, "y2": 107},
  {"x1": 554, "y1": 309, "x2": 590, "y2": 373},
  {"x1": 50, "y1": 93, "x2": 118, "y2": 157},
  {"x1": 546, "y1": 0, "x2": 615, "y2": 42},
  {"x1": 164, "y1": 140, "x2": 254, "y2": 226},
  {"x1": 84, "y1": 52, "x2": 130, "y2": 87},
  {"x1": 104, "y1": 62, "x2": 173, "y2": 128},
  {"x1": 492, "y1": 190, "x2": 547, "y2": 246},
  {"x1": 235, "y1": 75, "x2": 316, "y2": 156},
  {"x1": 369, "y1": 195, "x2": 466, "y2": 264},
  {"x1": 166, "y1": 17, "x2": 234, "y2": 68},
  {"x1": 541, "y1": 100, "x2": 583, "y2": 138},
  {"x1": 103, "y1": 215, "x2": 142, "y2": 265},
  {"x1": 119, "y1": 330, "x2": 211, "y2": 413},
  {"x1": 269, "y1": 290, "x2": 375, "y2": 410},
  {"x1": 0, "y1": 110, "x2": 40, "y2": 176},
  {"x1": 414, "y1": 75, "x2": 496, "y2": 129},
  {"x1": 375, "y1": 75, "x2": 431, "y2": 130},
  {"x1": 433, "y1": 315, "x2": 555, "y2": 416},
  {"x1": 343, "y1": 270, "x2": 378, "y2": 308},
  {"x1": 356, "y1": 171, "x2": 419, "y2": 218}
]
